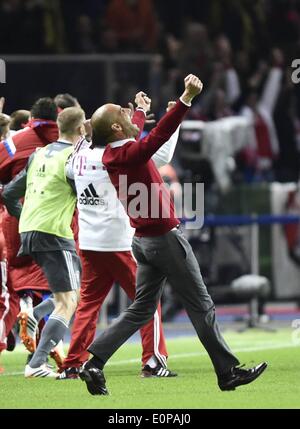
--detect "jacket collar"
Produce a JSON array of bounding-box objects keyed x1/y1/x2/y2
[
  {"x1": 57, "y1": 138, "x2": 73, "y2": 145},
  {"x1": 110, "y1": 138, "x2": 133, "y2": 148}
]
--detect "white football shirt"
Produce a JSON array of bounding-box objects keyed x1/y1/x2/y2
[{"x1": 66, "y1": 127, "x2": 180, "y2": 251}]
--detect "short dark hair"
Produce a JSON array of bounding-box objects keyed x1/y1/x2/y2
[
  {"x1": 30, "y1": 97, "x2": 58, "y2": 121},
  {"x1": 54, "y1": 93, "x2": 79, "y2": 110}
]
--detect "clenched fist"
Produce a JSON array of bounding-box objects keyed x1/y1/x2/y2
[
  {"x1": 181, "y1": 74, "x2": 203, "y2": 105},
  {"x1": 134, "y1": 91, "x2": 151, "y2": 113},
  {"x1": 166, "y1": 101, "x2": 176, "y2": 112}
]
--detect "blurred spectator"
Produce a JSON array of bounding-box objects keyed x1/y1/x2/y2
[
  {"x1": 178, "y1": 22, "x2": 213, "y2": 87},
  {"x1": 234, "y1": 50, "x2": 252, "y2": 98},
  {"x1": 54, "y1": 94, "x2": 80, "y2": 111},
  {"x1": 0, "y1": 0, "x2": 46, "y2": 54},
  {"x1": 273, "y1": 68, "x2": 300, "y2": 182},
  {"x1": 74, "y1": 15, "x2": 97, "y2": 53},
  {"x1": 214, "y1": 35, "x2": 241, "y2": 105},
  {"x1": 104, "y1": 0, "x2": 159, "y2": 52},
  {"x1": 183, "y1": 35, "x2": 240, "y2": 121},
  {"x1": 206, "y1": 88, "x2": 234, "y2": 121},
  {"x1": 98, "y1": 27, "x2": 119, "y2": 53},
  {"x1": 43, "y1": 0, "x2": 67, "y2": 53},
  {"x1": 239, "y1": 53, "x2": 283, "y2": 182},
  {"x1": 284, "y1": 185, "x2": 300, "y2": 266},
  {"x1": 154, "y1": 0, "x2": 185, "y2": 38},
  {"x1": 269, "y1": 0, "x2": 300, "y2": 56}
]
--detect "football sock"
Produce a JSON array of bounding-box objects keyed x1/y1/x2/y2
[
  {"x1": 146, "y1": 355, "x2": 158, "y2": 369},
  {"x1": 33, "y1": 297, "x2": 55, "y2": 322},
  {"x1": 29, "y1": 315, "x2": 68, "y2": 368}
]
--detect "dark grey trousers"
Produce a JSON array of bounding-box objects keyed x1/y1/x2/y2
[{"x1": 88, "y1": 228, "x2": 239, "y2": 376}]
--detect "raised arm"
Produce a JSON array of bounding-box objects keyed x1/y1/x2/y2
[
  {"x1": 152, "y1": 101, "x2": 180, "y2": 168},
  {"x1": 130, "y1": 91, "x2": 152, "y2": 140},
  {"x1": 258, "y1": 67, "x2": 283, "y2": 114},
  {"x1": 107, "y1": 75, "x2": 202, "y2": 166}
]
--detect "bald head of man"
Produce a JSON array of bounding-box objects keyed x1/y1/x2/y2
[{"x1": 91, "y1": 103, "x2": 140, "y2": 147}]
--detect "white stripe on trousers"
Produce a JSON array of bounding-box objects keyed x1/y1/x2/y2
[
  {"x1": 0, "y1": 260, "x2": 10, "y2": 345},
  {"x1": 63, "y1": 251, "x2": 77, "y2": 290},
  {"x1": 153, "y1": 310, "x2": 167, "y2": 368}
]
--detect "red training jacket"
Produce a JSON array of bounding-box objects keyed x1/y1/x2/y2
[
  {"x1": 0, "y1": 119, "x2": 59, "y2": 292},
  {"x1": 103, "y1": 99, "x2": 189, "y2": 237}
]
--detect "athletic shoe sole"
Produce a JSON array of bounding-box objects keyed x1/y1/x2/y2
[
  {"x1": 18, "y1": 312, "x2": 37, "y2": 353},
  {"x1": 24, "y1": 364, "x2": 58, "y2": 378}
]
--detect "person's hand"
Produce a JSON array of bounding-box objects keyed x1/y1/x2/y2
[
  {"x1": 166, "y1": 101, "x2": 176, "y2": 112},
  {"x1": 181, "y1": 74, "x2": 203, "y2": 105},
  {"x1": 144, "y1": 112, "x2": 156, "y2": 124},
  {"x1": 128, "y1": 101, "x2": 156, "y2": 125},
  {"x1": 134, "y1": 91, "x2": 151, "y2": 113},
  {"x1": 0, "y1": 97, "x2": 5, "y2": 113}
]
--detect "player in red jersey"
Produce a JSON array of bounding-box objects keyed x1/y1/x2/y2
[{"x1": 0, "y1": 98, "x2": 58, "y2": 353}]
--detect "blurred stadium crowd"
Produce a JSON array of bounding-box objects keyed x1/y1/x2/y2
[{"x1": 1, "y1": 0, "x2": 300, "y2": 183}]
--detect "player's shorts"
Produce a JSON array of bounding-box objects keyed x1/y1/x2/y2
[{"x1": 31, "y1": 250, "x2": 81, "y2": 293}]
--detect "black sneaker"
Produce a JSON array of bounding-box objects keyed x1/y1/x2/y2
[
  {"x1": 57, "y1": 367, "x2": 79, "y2": 380},
  {"x1": 141, "y1": 364, "x2": 178, "y2": 378},
  {"x1": 79, "y1": 361, "x2": 109, "y2": 395},
  {"x1": 218, "y1": 362, "x2": 267, "y2": 391}
]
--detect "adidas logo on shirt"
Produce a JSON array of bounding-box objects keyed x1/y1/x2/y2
[{"x1": 79, "y1": 183, "x2": 105, "y2": 206}]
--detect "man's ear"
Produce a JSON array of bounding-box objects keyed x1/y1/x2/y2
[
  {"x1": 79, "y1": 124, "x2": 85, "y2": 136},
  {"x1": 111, "y1": 123, "x2": 122, "y2": 132}
]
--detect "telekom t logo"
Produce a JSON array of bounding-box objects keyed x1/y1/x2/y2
[{"x1": 0, "y1": 59, "x2": 6, "y2": 83}]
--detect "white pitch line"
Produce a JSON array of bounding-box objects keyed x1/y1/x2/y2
[
  {"x1": 108, "y1": 341, "x2": 295, "y2": 366},
  {"x1": 0, "y1": 341, "x2": 295, "y2": 377}
]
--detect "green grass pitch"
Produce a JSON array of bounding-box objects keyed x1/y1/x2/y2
[{"x1": 0, "y1": 328, "x2": 299, "y2": 409}]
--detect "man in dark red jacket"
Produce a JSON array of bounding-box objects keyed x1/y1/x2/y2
[
  {"x1": 79, "y1": 74, "x2": 267, "y2": 395},
  {"x1": 0, "y1": 97, "x2": 58, "y2": 350}
]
